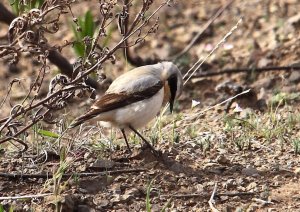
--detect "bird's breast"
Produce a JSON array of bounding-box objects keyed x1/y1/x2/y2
[{"x1": 163, "y1": 82, "x2": 171, "y2": 105}]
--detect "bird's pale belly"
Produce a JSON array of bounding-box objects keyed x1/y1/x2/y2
[{"x1": 98, "y1": 88, "x2": 164, "y2": 129}]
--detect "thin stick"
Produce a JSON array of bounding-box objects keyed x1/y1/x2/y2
[
  {"x1": 0, "y1": 193, "x2": 52, "y2": 201},
  {"x1": 191, "y1": 65, "x2": 300, "y2": 78},
  {"x1": 0, "y1": 168, "x2": 147, "y2": 179},
  {"x1": 183, "y1": 17, "x2": 243, "y2": 85},
  {"x1": 160, "y1": 191, "x2": 256, "y2": 199},
  {"x1": 253, "y1": 198, "x2": 274, "y2": 205},
  {"x1": 208, "y1": 183, "x2": 219, "y2": 212},
  {"x1": 193, "y1": 89, "x2": 250, "y2": 118}
]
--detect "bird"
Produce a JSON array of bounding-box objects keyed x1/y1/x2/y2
[{"x1": 69, "y1": 61, "x2": 183, "y2": 154}]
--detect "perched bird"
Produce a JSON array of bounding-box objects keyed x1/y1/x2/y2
[{"x1": 69, "y1": 62, "x2": 183, "y2": 153}]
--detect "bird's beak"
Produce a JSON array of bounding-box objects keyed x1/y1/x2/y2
[{"x1": 168, "y1": 74, "x2": 177, "y2": 113}]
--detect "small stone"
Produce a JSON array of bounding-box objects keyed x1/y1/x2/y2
[
  {"x1": 239, "y1": 108, "x2": 254, "y2": 119},
  {"x1": 289, "y1": 71, "x2": 300, "y2": 83},
  {"x1": 228, "y1": 165, "x2": 242, "y2": 173},
  {"x1": 242, "y1": 167, "x2": 259, "y2": 177},
  {"x1": 236, "y1": 177, "x2": 245, "y2": 186},
  {"x1": 292, "y1": 194, "x2": 300, "y2": 201},
  {"x1": 191, "y1": 177, "x2": 198, "y2": 183},
  {"x1": 196, "y1": 184, "x2": 204, "y2": 192},
  {"x1": 237, "y1": 186, "x2": 246, "y2": 192},
  {"x1": 90, "y1": 159, "x2": 115, "y2": 170},
  {"x1": 247, "y1": 203, "x2": 259, "y2": 212},
  {"x1": 79, "y1": 176, "x2": 111, "y2": 194},
  {"x1": 246, "y1": 182, "x2": 257, "y2": 191},
  {"x1": 207, "y1": 181, "x2": 215, "y2": 186},
  {"x1": 125, "y1": 188, "x2": 140, "y2": 196},
  {"x1": 97, "y1": 199, "x2": 109, "y2": 207},
  {"x1": 111, "y1": 184, "x2": 122, "y2": 194},
  {"x1": 170, "y1": 162, "x2": 185, "y2": 173},
  {"x1": 121, "y1": 194, "x2": 133, "y2": 202},
  {"x1": 84, "y1": 152, "x2": 91, "y2": 160},
  {"x1": 232, "y1": 196, "x2": 241, "y2": 201},
  {"x1": 252, "y1": 77, "x2": 274, "y2": 89},
  {"x1": 273, "y1": 175, "x2": 283, "y2": 181},
  {"x1": 288, "y1": 13, "x2": 300, "y2": 26},
  {"x1": 110, "y1": 194, "x2": 121, "y2": 203},
  {"x1": 0, "y1": 182, "x2": 5, "y2": 191},
  {"x1": 62, "y1": 195, "x2": 78, "y2": 212},
  {"x1": 294, "y1": 167, "x2": 300, "y2": 175},
  {"x1": 114, "y1": 176, "x2": 126, "y2": 182},
  {"x1": 254, "y1": 160, "x2": 262, "y2": 167},
  {"x1": 216, "y1": 155, "x2": 230, "y2": 165},
  {"x1": 23, "y1": 205, "x2": 30, "y2": 211},
  {"x1": 77, "y1": 205, "x2": 92, "y2": 212},
  {"x1": 76, "y1": 164, "x2": 86, "y2": 172},
  {"x1": 257, "y1": 58, "x2": 271, "y2": 68},
  {"x1": 220, "y1": 195, "x2": 229, "y2": 201},
  {"x1": 224, "y1": 179, "x2": 236, "y2": 189}
]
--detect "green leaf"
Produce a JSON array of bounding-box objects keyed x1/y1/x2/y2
[
  {"x1": 0, "y1": 204, "x2": 4, "y2": 212},
  {"x1": 74, "y1": 42, "x2": 85, "y2": 56},
  {"x1": 37, "y1": 129, "x2": 59, "y2": 138},
  {"x1": 9, "y1": 205, "x2": 14, "y2": 212},
  {"x1": 71, "y1": 10, "x2": 95, "y2": 57},
  {"x1": 84, "y1": 11, "x2": 95, "y2": 37},
  {"x1": 9, "y1": 0, "x2": 20, "y2": 15},
  {"x1": 146, "y1": 177, "x2": 156, "y2": 212},
  {"x1": 9, "y1": 0, "x2": 44, "y2": 14}
]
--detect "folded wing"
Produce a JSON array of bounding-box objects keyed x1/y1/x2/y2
[{"x1": 69, "y1": 80, "x2": 163, "y2": 128}]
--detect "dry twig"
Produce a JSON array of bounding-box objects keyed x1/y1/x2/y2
[
  {"x1": 0, "y1": 193, "x2": 52, "y2": 201},
  {"x1": 208, "y1": 183, "x2": 219, "y2": 212},
  {"x1": 191, "y1": 65, "x2": 300, "y2": 78},
  {"x1": 160, "y1": 191, "x2": 256, "y2": 199},
  {"x1": 0, "y1": 168, "x2": 147, "y2": 179}
]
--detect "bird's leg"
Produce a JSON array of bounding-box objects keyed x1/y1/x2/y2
[
  {"x1": 128, "y1": 125, "x2": 160, "y2": 157},
  {"x1": 120, "y1": 129, "x2": 131, "y2": 153}
]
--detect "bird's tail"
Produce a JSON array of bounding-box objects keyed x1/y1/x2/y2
[{"x1": 68, "y1": 110, "x2": 97, "y2": 128}]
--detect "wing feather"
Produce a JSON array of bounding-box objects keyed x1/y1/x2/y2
[{"x1": 69, "y1": 80, "x2": 163, "y2": 128}]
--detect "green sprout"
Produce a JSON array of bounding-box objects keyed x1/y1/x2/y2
[
  {"x1": 71, "y1": 11, "x2": 95, "y2": 57},
  {"x1": 9, "y1": 0, "x2": 44, "y2": 15}
]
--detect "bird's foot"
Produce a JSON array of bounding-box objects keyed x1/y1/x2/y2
[
  {"x1": 141, "y1": 143, "x2": 163, "y2": 159},
  {"x1": 125, "y1": 146, "x2": 132, "y2": 154}
]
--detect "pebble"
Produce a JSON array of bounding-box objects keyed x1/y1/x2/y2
[
  {"x1": 242, "y1": 167, "x2": 260, "y2": 177},
  {"x1": 289, "y1": 71, "x2": 300, "y2": 83},
  {"x1": 246, "y1": 182, "x2": 257, "y2": 191},
  {"x1": 216, "y1": 155, "x2": 230, "y2": 164},
  {"x1": 224, "y1": 179, "x2": 236, "y2": 189},
  {"x1": 294, "y1": 167, "x2": 300, "y2": 175}
]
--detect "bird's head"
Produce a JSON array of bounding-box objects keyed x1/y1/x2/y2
[{"x1": 159, "y1": 62, "x2": 183, "y2": 113}]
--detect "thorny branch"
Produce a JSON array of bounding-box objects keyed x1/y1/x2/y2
[
  {"x1": 0, "y1": 0, "x2": 170, "y2": 150},
  {"x1": 122, "y1": 0, "x2": 161, "y2": 66}
]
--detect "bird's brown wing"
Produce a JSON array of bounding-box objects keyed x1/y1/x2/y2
[{"x1": 69, "y1": 80, "x2": 163, "y2": 128}]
